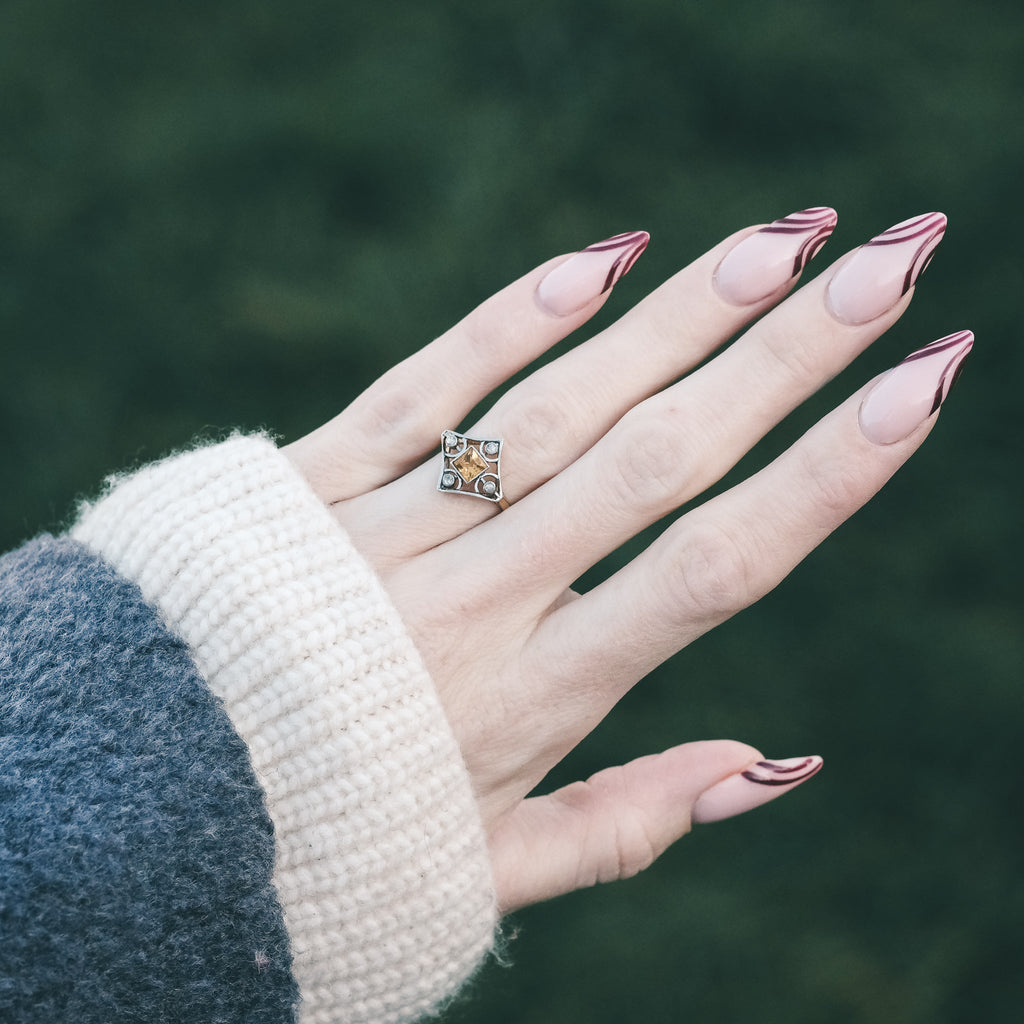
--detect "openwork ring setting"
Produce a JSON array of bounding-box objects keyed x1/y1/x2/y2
[{"x1": 437, "y1": 430, "x2": 510, "y2": 510}]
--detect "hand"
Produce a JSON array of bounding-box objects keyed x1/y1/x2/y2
[{"x1": 284, "y1": 210, "x2": 969, "y2": 912}]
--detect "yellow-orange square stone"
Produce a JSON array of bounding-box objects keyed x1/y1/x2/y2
[{"x1": 453, "y1": 447, "x2": 488, "y2": 481}]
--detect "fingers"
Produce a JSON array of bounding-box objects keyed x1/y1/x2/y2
[
  {"x1": 471, "y1": 207, "x2": 838, "y2": 500},
  {"x1": 449, "y1": 215, "x2": 949, "y2": 600},
  {"x1": 339, "y1": 207, "x2": 841, "y2": 561},
  {"x1": 527, "y1": 332, "x2": 973, "y2": 712},
  {"x1": 487, "y1": 740, "x2": 821, "y2": 913},
  {"x1": 285, "y1": 231, "x2": 649, "y2": 501},
  {"x1": 482, "y1": 207, "x2": 839, "y2": 491}
]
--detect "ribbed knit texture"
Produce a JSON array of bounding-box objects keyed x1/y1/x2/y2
[
  {"x1": 71, "y1": 435, "x2": 497, "y2": 1024},
  {"x1": 0, "y1": 536, "x2": 299, "y2": 1023}
]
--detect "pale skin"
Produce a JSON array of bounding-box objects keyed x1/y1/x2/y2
[{"x1": 284, "y1": 218, "x2": 940, "y2": 914}]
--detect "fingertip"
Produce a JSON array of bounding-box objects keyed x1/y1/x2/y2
[
  {"x1": 535, "y1": 230, "x2": 650, "y2": 317},
  {"x1": 858, "y1": 330, "x2": 974, "y2": 446},
  {"x1": 673, "y1": 738, "x2": 765, "y2": 777},
  {"x1": 713, "y1": 206, "x2": 838, "y2": 307},
  {"x1": 826, "y1": 211, "x2": 947, "y2": 326},
  {"x1": 691, "y1": 753, "x2": 823, "y2": 825},
  {"x1": 657, "y1": 738, "x2": 765, "y2": 808}
]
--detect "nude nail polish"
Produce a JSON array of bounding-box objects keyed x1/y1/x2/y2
[
  {"x1": 713, "y1": 207, "x2": 838, "y2": 306},
  {"x1": 536, "y1": 230, "x2": 649, "y2": 317},
  {"x1": 859, "y1": 330, "x2": 973, "y2": 445},
  {"x1": 826, "y1": 213, "x2": 947, "y2": 325},
  {"x1": 691, "y1": 755, "x2": 823, "y2": 825}
]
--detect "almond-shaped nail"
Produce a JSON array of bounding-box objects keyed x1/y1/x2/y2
[
  {"x1": 826, "y1": 212, "x2": 947, "y2": 326},
  {"x1": 692, "y1": 755, "x2": 823, "y2": 825},
  {"x1": 536, "y1": 231, "x2": 649, "y2": 317},
  {"x1": 714, "y1": 207, "x2": 838, "y2": 306},
  {"x1": 859, "y1": 330, "x2": 973, "y2": 445}
]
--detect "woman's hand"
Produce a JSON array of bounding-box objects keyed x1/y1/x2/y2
[{"x1": 284, "y1": 209, "x2": 969, "y2": 913}]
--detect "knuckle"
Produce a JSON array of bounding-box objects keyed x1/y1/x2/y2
[
  {"x1": 756, "y1": 321, "x2": 824, "y2": 385},
  {"x1": 796, "y1": 447, "x2": 865, "y2": 524},
  {"x1": 610, "y1": 825, "x2": 659, "y2": 880},
  {"x1": 357, "y1": 374, "x2": 429, "y2": 446},
  {"x1": 663, "y1": 519, "x2": 762, "y2": 622},
  {"x1": 459, "y1": 297, "x2": 530, "y2": 363},
  {"x1": 583, "y1": 770, "x2": 661, "y2": 883},
  {"x1": 605, "y1": 407, "x2": 694, "y2": 511},
  {"x1": 501, "y1": 384, "x2": 584, "y2": 471}
]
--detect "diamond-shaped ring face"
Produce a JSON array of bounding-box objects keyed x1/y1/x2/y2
[{"x1": 437, "y1": 430, "x2": 505, "y2": 503}]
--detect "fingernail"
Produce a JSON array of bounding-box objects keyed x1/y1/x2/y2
[
  {"x1": 692, "y1": 755, "x2": 823, "y2": 825},
  {"x1": 826, "y1": 212, "x2": 947, "y2": 325},
  {"x1": 859, "y1": 330, "x2": 973, "y2": 445},
  {"x1": 536, "y1": 230, "x2": 650, "y2": 316},
  {"x1": 713, "y1": 207, "x2": 838, "y2": 306}
]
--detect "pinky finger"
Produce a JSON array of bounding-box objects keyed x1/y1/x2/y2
[{"x1": 488, "y1": 740, "x2": 821, "y2": 914}]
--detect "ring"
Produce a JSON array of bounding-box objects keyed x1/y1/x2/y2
[{"x1": 437, "y1": 430, "x2": 510, "y2": 510}]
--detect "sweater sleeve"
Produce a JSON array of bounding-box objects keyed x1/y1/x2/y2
[
  {"x1": 68, "y1": 434, "x2": 498, "y2": 1024},
  {"x1": 0, "y1": 535, "x2": 301, "y2": 1022}
]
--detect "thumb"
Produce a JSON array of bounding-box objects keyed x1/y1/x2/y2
[{"x1": 489, "y1": 740, "x2": 822, "y2": 913}]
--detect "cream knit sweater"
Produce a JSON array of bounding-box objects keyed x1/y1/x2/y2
[{"x1": 71, "y1": 434, "x2": 497, "y2": 1024}]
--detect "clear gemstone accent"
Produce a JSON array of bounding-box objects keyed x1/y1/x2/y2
[
  {"x1": 441, "y1": 471, "x2": 457, "y2": 488},
  {"x1": 483, "y1": 441, "x2": 499, "y2": 457}
]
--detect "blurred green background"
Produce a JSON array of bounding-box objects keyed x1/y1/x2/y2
[{"x1": 2, "y1": 1, "x2": 1022, "y2": 1021}]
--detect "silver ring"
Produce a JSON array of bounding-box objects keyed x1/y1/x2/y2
[{"x1": 437, "y1": 430, "x2": 510, "y2": 510}]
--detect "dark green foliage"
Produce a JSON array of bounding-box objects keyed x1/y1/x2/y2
[{"x1": 2, "y1": 2, "x2": 1021, "y2": 1021}]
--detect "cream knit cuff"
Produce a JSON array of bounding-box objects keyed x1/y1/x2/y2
[{"x1": 71, "y1": 434, "x2": 497, "y2": 1024}]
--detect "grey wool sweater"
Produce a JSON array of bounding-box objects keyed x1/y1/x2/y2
[{"x1": 0, "y1": 436, "x2": 497, "y2": 1024}]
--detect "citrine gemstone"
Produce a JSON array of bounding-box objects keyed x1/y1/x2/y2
[{"x1": 453, "y1": 447, "x2": 488, "y2": 481}]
